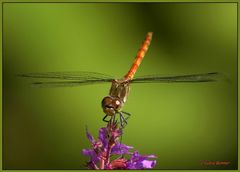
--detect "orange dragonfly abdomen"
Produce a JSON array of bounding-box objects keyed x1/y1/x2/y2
[{"x1": 124, "y1": 32, "x2": 153, "y2": 80}]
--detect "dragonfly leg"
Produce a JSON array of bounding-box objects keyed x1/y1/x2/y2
[
  {"x1": 110, "y1": 115, "x2": 117, "y2": 125},
  {"x1": 121, "y1": 111, "x2": 131, "y2": 121},
  {"x1": 112, "y1": 114, "x2": 116, "y2": 123},
  {"x1": 119, "y1": 113, "x2": 123, "y2": 128},
  {"x1": 119, "y1": 112, "x2": 128, "y2": 128},
  {"x1": 102, "y1": 115, "x2": 110, "y2": 123},
  {"x1": 122, "y1": 111, "x2": 131, "y2": 116}
]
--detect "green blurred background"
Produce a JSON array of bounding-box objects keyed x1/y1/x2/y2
[{"x1": 3, "y1": 3, "x2": 237, "y2": 170}]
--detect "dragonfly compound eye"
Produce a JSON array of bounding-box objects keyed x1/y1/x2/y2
[
  {"x1": 101, "y1": 96, "x2": 115, "y2": 116},
  {"x1": 102, "y1": 96, "x2": 112, "y2": 108},
  {"x1": 112, "y1": 98, "x2": 123, "y2": 111}
]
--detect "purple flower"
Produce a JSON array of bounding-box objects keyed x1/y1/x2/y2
[
  {"x1": 126, "y1": 151, "x2": 157, "y2": 169},
  {"x1": 111, "y1": 143, "x2": 133, "y2": 155},
  {"x1": 98, "y1": 127, "x2": 108, "y2": 149},
  {"x1": 82, "y1": 121, "x2": 157, "y2": 169},
  {"x1": 82, "y1": 149, "x2": 100, "y2": 164},
  {"x1": 86, "y1": 128, "x2": 95, "y2": 144}
]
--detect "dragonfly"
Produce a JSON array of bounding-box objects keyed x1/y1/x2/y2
[{"x1": 19, "y1": 32, "x2": 220, "y2": 127}]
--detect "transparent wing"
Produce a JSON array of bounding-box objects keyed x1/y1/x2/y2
[
  {"x1": 18, "y1": 71, "x2": 115, "y2": 87},
  {"x1": 18, "y1": 71, "x2": 114, "y2": 80},
  {"x1": 31, "y1": 79, "x2": 113, "y2": 88},
  {"x1": 130, "y1": 72, "x2": 222, "y2": 83}
]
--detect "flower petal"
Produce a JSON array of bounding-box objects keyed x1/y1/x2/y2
[
  {"x1": 146, "y1": 154, "x2": 157, "y2": 158},
  {"x1": 126, "y1": 151, "x2": 157, "y2": 169},
  {"x1": 112, "y1": 143, "x2": 133, "y2": 155},
  {"x1": 82, "y1": 149, "x2": 93, "y2": 156},
  {"x1": 86, "y1": 128, "x2": 95, "y2": 144},
  {"x1": 142, "y1": 160, "x2": 157, "y2": 168},
  {"x1": 82, "y1": 149, "x2": 100, "y2": 164},
  {"x1": 98, "y1": 127, "x2": 108, "y2": 148}
]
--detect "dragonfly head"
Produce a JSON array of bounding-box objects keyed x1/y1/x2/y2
[{"x1": 101, "y1": 96, "x2": 123, "y2": 116}]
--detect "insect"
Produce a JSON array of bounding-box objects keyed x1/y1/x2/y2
[{"x1": 19, "y1": 32, "x2": 220, "y2": 127}]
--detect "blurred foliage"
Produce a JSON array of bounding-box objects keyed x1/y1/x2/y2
[{"x1": 3, "y1": 3, "x2": 237, "y2": 169}]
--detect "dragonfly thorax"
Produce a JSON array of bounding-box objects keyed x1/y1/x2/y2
[
  {"x1": 109, "y1": 79, "x2": 130, "y2": 103},
  {"x1": 101, "y1": 79, "x2": 130, "y2": 116}
]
